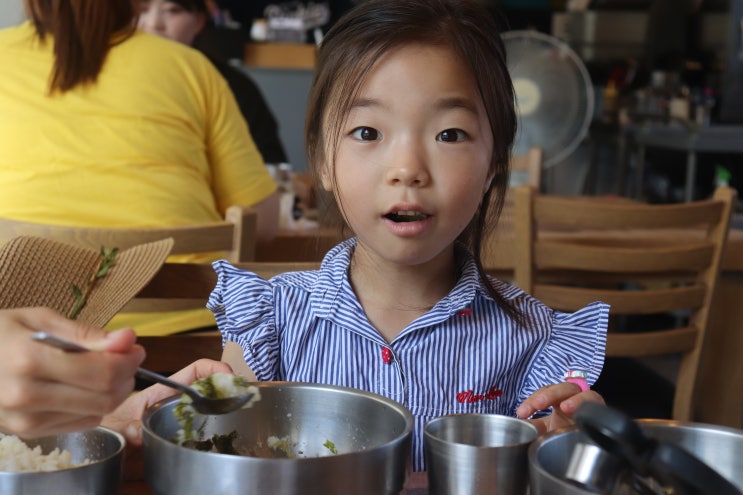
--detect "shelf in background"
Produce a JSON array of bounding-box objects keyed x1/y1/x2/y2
[{"x1": 243, "y1": 42, "x2": 316, "y2": 70}]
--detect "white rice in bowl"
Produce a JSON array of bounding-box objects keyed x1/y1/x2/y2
[{"x1": 0, "y1": 433, "x2": 89, "y2": 472}]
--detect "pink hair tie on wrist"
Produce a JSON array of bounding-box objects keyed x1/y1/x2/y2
[{"x1": 564, "y1": 370, "x2": 590, "y2": 392}]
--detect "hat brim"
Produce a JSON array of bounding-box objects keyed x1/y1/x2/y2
[{"x1": 0, "y1": 236, "x2": 174, "y2": 327}]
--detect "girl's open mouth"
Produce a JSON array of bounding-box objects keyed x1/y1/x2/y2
[{"x1": 384, "y1": 211, "x2": 429, "y2": 223}]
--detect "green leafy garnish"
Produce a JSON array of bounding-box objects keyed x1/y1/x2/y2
[
  {"x1": 68, "y1": 246, "x2": 118, "y2": 319},
  {"x1": 323, "y1": 439, "x2": 338, "y2": 455}
]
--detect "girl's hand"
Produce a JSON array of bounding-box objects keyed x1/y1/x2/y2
[
  {"x1": 515, "y1": 382, "x2": 605, "y2": 435},
  {"x1": 101, "y1": 359, "x2": 235, "y2": 480},
  {"x1": 0, "y1": 307, "x2": 144, "y2": 438}
]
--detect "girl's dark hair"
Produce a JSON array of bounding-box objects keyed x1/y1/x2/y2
[
  {"x1": 25, "y1": 0, "x2": 137, "y2": 94},
  {"x1": 305, "y1": 0, "x2": 522, "y2": 322}
]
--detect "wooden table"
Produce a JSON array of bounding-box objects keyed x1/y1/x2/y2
[
  {"x1": 121, "y1": 471, "x2": 429, "y2": 495},
  {"x1": 257, "y1": 220, "x2": 743, "y2": 429}
]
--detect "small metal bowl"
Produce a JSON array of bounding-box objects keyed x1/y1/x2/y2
[
  {"x1": 142, "y1": 381, "x2": 414, "y2": 495},
  {"x1": 0, "y1": 426, "x2": 125, "y2": 494},
  {"x1": 424, "y1": 414, "x2": 538, "y2": 495}
]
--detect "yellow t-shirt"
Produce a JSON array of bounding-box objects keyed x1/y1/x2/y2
[{"x1": 0, "y1": 24, "x2": 277, "y2": 336}]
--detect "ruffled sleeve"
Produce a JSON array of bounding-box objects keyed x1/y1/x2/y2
[
  {"x1": 208, "y1": 260, "x2": 281, "y2": 380},
  {"x1": 522, "y1": 301, "x2": 609, "y2": 400}
]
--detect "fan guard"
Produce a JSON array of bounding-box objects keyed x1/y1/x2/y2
[{"x1": 503, "y1": 30, "x2": 594, "y2": 169}]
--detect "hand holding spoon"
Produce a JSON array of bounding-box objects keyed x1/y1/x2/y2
[{"x1": 31, "y1": 332, "x2": 254, "y2": 415}]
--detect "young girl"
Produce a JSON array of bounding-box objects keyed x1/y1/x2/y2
[{"x1": 208, "y1": 0, "x2": 609, "y2": 471}]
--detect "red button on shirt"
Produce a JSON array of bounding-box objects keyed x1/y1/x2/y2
[{"x1": 381, "y1": 346, "x2": 393, "y2": 364}]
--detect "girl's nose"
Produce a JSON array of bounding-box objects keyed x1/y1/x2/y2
[{"x1": 384, "y1": 144, "x2": 430, "y2": 187}]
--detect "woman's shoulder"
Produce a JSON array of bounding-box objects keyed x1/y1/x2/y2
[
  {"x1": 116, "y1": 30, "x2": 220, "y2": 78},
  {"x1": 107, "y1": 31, "x2": 230, "y2": 106},
  {"x1": 0, "y1": 22, "x2": 28, "y2": 42},
  {"x1": 0, "y1": 21, "x2": 47, "y2": 53}
]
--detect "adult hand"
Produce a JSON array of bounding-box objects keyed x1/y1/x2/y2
[
  {"x1": 516, "y1": 382, "x2": 605, "y2": 435},
  {"x1": 101, "y1": 359, "x2": 235, "y2": 480},
  {"x1": 0, "y1": 307, "x2": 144, "y2": 438}
]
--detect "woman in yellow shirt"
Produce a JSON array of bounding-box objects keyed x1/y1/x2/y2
[{"x1": 0, "y1": 0, "x2": 279, "y2": 335}]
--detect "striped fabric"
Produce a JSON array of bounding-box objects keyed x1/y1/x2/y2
[{"x1": 209, "y1": 239, "x2": 609, "y2": 471}]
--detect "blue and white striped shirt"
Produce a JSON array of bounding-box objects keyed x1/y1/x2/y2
[{"x1": 208, "y1": 239, "x2": 608, "y2": 471}]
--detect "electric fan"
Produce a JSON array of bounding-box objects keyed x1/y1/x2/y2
[{"x1": 503, "y1": 30, "x2": 594, "y2": 169}]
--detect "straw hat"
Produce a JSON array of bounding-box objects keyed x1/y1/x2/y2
[{"x1": 0, "y1": 235, "x2": 174, "y2": 327}]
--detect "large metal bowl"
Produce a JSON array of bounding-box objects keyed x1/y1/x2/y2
[
  {"x1": 0, "y1": 426, "x2": 125, "y2": 494},
  {"x1": 142, "y1": 381, "x2": 414, "y2": 495},
  {"x1": 529, "y1": 419, "x2": 743, "y2": 494}
]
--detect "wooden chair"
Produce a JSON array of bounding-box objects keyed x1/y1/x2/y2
[
  {"x1": 512, "y1": 185, "x2": 735, "y2": 421},
  {"x1": 133, "y1": 261, "x2": 320, "y2": 373},
  {"x1": 509, "y1": 147, "x2": 543, "y2": 190},
  {"x1": 0, "y1": 205, "x2": 257, "y2": 263}
]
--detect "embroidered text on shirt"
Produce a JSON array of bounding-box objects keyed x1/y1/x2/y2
[{"x1": 456, "y1": 386, "x2": 503, "y2": 404}]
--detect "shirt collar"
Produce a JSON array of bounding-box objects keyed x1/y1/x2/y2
[{"x1": 310, "y1": 238, "x2": 494, "y2": 322}]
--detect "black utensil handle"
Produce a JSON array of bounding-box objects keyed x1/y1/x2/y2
[
  {"x1": 574, "y1": 401, "x2": 653, "y2": 473},
  {"x1": 574, "y1": 402, "x2": 742, "y2": 495}
]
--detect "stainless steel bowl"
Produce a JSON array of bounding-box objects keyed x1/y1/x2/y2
[
  {"x1": 142, "y1": 381, "x2": 414, "y2": 495},
  {"x1": 424, "y1": 414, "x2": 538, "y2": 495},
  {"x1": 0, "y1": 426, "x2": 125, "y2": 495},
  {"x1": 529, "y1": 420, "x2": 743, "y2": 494}
]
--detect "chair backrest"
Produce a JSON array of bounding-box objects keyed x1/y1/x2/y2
[
  {"x1": 512, "y1": 185, "x2": 735, "y2": 421},
  {"x1": 134, "y1": 261, "x2": 320, "y2": 373},
  {"x1": 0, "y1": 205, "x2": 257, "y2": 264},
  {"x1": 509, "y1": 147, "x2": 543, "y2": 190},
  {"x1": 126, "y1": 261, "x2": 319, "y2": 312}
]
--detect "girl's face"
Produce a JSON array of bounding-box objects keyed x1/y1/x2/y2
[
  {"x1": 323, "y1": 44, "x2": 495, "y2": 268},
  {"x1": 137, "y1": 0, "x2": 206, "y2": 46}
]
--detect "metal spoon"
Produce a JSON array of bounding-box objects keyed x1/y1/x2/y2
[{"x1": 31, "y1": 331, "x2": 254, "y2": 415}]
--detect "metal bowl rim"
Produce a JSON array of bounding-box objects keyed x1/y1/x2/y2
[
  {"x1": 0, "y1": 426, "x2": 125, "y2": 476},
  {"x1": 424, "y1": 413, "x2": 539, "y2": 449},
  {"x1": 142, "y1": 380, "x2": 415, "y2": 461}
]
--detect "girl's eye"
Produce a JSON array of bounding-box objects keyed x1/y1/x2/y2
[
  {"x1": 351, "y1": 127, "x2": 380, "y2": 141},
  {"x1": 437, "y1": 129, "x2": 467, "y2": 143},
  {"x1": 164, "y1": 2, "x2": 185, "y2": 13}
]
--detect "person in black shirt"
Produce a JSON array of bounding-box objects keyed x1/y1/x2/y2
[{"x1": 138, "y1": 0, "x2": 289, "y2": 164}]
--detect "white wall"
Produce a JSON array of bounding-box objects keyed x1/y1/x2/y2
[{"x1": 0, "y1": 0, "x2": 25, "y2": 29}]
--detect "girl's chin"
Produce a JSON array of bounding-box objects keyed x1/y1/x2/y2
[{"x1": 354, "y1": 240, "x2": 456, "y2": 269}]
